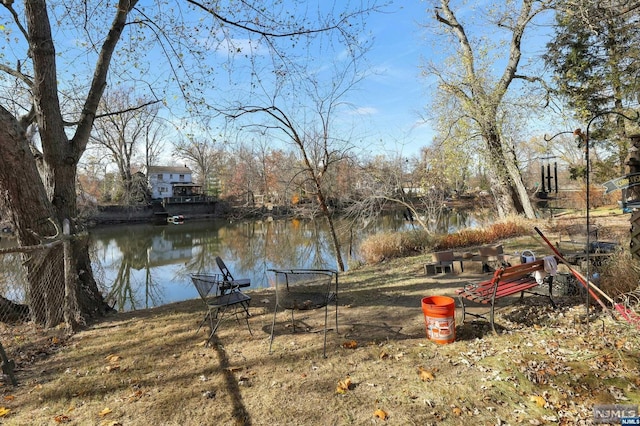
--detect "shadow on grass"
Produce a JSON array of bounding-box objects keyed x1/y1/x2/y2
[
  {"x1": 209, "y1": 333, "x2": 253, "y2": 426},
  {"x1": 454, "y1": 321, "x2": 503, "y2": 341}
]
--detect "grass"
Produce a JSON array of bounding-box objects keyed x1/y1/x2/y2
[{"x1": 359, "y1": 217, "x2": 528, "y2": 265}]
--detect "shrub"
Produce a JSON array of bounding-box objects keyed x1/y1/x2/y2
[
  {"x1": 359, "y1": 230, "x2": 433, "y2": 264},
  {"x1": 434, "y1": 219, "x2": 528, "y2": 250},
  {"x1": 358, "y1": 219, "x2": 529, "y2": 265},
  {"x1": 598, "y1": 250, "x2": 640, "y2": 298}
]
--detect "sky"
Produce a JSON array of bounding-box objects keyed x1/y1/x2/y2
[
  {"x1": 192, "y1": 1, "x2": 442, "y2": 160},
  {"x1": 343, "y1": 2, "x2": 436, "y2": 158}
]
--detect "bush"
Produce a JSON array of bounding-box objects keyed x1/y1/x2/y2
[
  {"x1": 598, "y1": 250, "x2": 640, "y2": 298},
  {"x1": 358, "y1": 219, "x2": 529, "y2": 265},
  {"x1": 434, "y1": 219, "x2": 528, "y2": 250},
  {"x1": 359, "y1": 230, "x2": 432, "y2": 264}
]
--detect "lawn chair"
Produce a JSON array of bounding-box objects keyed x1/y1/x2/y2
[
  {"x1": 190, "y1": 273, "x2": 252, "y2": 345},
  {"x1": 216, "y1": 256, "x2": 251, "y2": 289},
  {"x1": 268, "y1": 269, "x2": 338, "y2": 358}
]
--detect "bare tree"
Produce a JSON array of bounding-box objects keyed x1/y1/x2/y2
[
  {"x1": 423, "y1": 0, "x2": 552, "y2": 219},
  {"x1": 91, "y1": 88, "x2": 162, "y2": 204},
  {"x1": 225, "y1": 51, "x2": 372, "y2": 271},
  {"x1": 174, "y1": 136, "x2": 224, "y2": 194},
  {"x1": 343, "y1": 154, "x2": 450, "y2": 232}
]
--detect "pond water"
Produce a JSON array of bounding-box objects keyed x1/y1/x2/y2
[{"x1": 90, "y1": 210, "x2": 490, "y2": 311}]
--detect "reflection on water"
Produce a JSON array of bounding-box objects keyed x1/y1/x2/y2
[{"x1": 91, "y1": 210, "x2": 486, "y2": 311}]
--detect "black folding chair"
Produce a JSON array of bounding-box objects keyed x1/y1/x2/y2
[
  {"x1": 268, "y1": 269, "x2": 338, "y2": 358},
  {"x1": 216, "y1": 256, "x2": 251, "y2": 289},
  {"x1": 190, "y1": 273, "x2": 252, "y2": 345}
]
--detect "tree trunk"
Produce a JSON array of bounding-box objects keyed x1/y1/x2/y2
[
  {"x1": 315, "y1": 180, "x2": 345, "y2": 272},
  {"x1": 1, "y1": 109, "x2": 111, "y2": 327},
  {"x1": 482, "y1": 121, "x2": 535, "y2": 219},
  {"x1": 0, "y1": 107, "x2": 66, "y2": 325}
]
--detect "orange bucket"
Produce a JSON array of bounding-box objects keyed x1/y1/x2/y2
[{"x1": 421, "y1": 296, "x2": 455, "y2": 344}]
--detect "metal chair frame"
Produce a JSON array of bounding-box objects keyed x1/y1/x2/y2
[
  {"x1": 216, "y1": 256, "x2": 251, "y2": 289},
  {"x1": 191, "y1": 273, "x2": 252, "y2": 345},
  {"x1": 268, "y1": 268, "x2": 338, "y2": 358}
]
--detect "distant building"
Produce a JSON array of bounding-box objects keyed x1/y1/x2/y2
[{"x1": 147, "y1": 165, "x2": 201, "y2": 200}]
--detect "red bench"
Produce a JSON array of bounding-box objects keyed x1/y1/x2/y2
[{"x1": 456, "y1": 258, "x2": 556, "y2": 333}]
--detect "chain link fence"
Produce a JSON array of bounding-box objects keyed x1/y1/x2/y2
[{"x1": 0, "y1": 240, "x2": 69, "y2": 385}]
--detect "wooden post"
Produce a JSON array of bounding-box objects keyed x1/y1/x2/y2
[
  {"x1": 63, "y1": 219, "x2": 79, "y2": 331},
  {"x1": 627, "y1": 134, "x2": 640, "y2": 260},
  {"x1": 0, "y1": 342, "x2": 16, "y2": 386}
]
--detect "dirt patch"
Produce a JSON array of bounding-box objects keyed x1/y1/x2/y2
[{"x1": 0, "y1": 218, "x2": 638, "y2": 425}]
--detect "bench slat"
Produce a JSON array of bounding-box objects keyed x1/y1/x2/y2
[{"x1": 456, "y1": 257, "x2": 556, "y2": 332}]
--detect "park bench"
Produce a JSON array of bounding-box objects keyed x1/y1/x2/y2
[{"x1": 455, "y1": 258, "x2": 556, "y2": 333}]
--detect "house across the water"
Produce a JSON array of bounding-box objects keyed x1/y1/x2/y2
[{"x1": 147, "y1": 165, "x2": 205, "y2": 204}]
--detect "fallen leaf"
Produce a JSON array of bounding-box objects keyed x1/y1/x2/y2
[
  {"x1": 105, "y1": 354, "x2": 121, "y2": 363},
  {"x1": 3, "y1": 395, "x2": 14, "y2": 401},
  {"x1": 374, "y1": 408, "x2": 388, "y2": 420},
  {"x1": 336, "y1": 377, "x2": 353, "y2": 394},
  {"x1": 379, "y1": 351, "x2": 389, "y2": 360},
  {"x1": 530, "y1": 395, "x2": 546, "y2": 407},
  {"x1": 0, "y1": 407, "x2": 10, "y2": 417},
  {"x1": 128, "y1": 390, "x2": 144, "y2": 401},
  {"x1": 52, "y1": 337, "x2": 60, "y2": 344},
  {"x1": 99, "y1": 407, "x2": 112, "y2": 417},
  {"x1": 105, "y1": 365, "x2": 120, "y2": 373},
  {"x1": 54, "y1": 414, "x2": 71, "y2": 423},
  {"x1": 342, "y1": 340, "x2": 358, "y2": 349},
  {"x1": 418, "y1": 367, "x2": 435, "y2": 382},
  {"x1": 452, "y1": 407, "x2": 462, "y2": 416}
]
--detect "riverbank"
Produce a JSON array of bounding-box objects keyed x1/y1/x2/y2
[
  {"x1": 1, "y1": 221, "x2": 638, "y2": 425},
  {"x1": 87, "y1": 202, "x2": 327, "y2": 225}
]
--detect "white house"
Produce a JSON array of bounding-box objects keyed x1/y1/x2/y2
[{"x1": 147, "y1": 165, "x2": 200, "y2": 199}]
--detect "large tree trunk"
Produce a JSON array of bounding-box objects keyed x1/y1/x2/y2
[
  {"x1": 0, "y1": 107, "x2": 111, "y2": 326},
  {"x1": 0, "y1": 0, "x2": 134, "y2": 326},
  {"x1": 0, "y1": 107, "x2": 64, "y2": 326},
  {"x1": 482, "y1": 121, "x2": 535, "y2": 219}
]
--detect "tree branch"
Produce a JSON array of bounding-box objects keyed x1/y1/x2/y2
[
  {"x1": 0, "y1": 1, "x2": 30, "y2": 48},
  {"x1": 71, "y1": 0, "x2": 139, "y2": 154},
  {"x1": 185, "y1": 0, "x2": 348, "y2": 38},
  {"x1": 0, "y1": 63, "x2": 33, "y2": 87}
]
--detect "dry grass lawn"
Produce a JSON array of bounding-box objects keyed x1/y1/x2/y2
[{"x1": 0, "y1": 222, "x2": 639, "y2": 425}]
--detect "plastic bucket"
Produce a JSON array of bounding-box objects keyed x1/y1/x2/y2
[
  {"x1": 421, "y1": 296, "x2": 456, "y2": 344},
  {"x1": 520, "y1": 250, "x2": 535, "y2": 264}
]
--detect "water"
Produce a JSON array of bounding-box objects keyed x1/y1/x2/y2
[{"x1": 90, "y1": 210, "x2": 486, "y2": 311}]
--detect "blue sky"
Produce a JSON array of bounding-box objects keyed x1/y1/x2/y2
[
  {"x1": 192, "y1": 2, "x2": 440, "y2": 160},
  {"x1": 344, "y1": 2, "x2": 435, "y2": 158}
]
